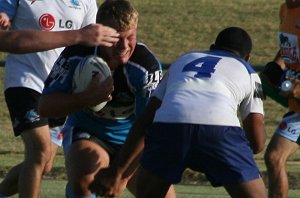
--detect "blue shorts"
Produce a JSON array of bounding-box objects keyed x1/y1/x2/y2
[{"x1": 140, "y1": 123, "x2": 261, "y2": 187}]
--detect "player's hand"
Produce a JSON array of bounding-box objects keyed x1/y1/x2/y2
[
  {"x1": 78, "y1": 24, "x2": 119, "y2": 47},
  {"x1": 84, "y1": 74, "x2": 114, "y2": 107},
  {"x1": 0, "y1": 12, "x2": 10, "y2": 30},
  {"x1": 291, "y1": 80, "x2": 300, "y2": 98},
  {"x1": 90, "y1": 167, "x2": 128, "y2": 197}
]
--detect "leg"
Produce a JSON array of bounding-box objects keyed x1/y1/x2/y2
[
  {"x1": 224, "y1": 177, "x2": 266, "y2": 198},
  {"x1": 66, "y1": 139, "x2": 110, "y2": 197},
  {"x1": 2, "y1": 88, "x2": 54, "y2": 197},
  {"x1": 264, "y1": 134, "x2": 298, "y2": 198},
  {"x1": 0, "y1": 163, "x2": 22, "y2": 196},
  {"x1": 126, "y1": 166, "x2": 176, "y2": 198},
  {"x1": 135, "y1": 166, "x2": 172, "y2": 198},
  {"x1": 43, "y1": 142, "x2": 58, "y2": 174},
  {"x1": 19, "y1": 125, "x2": 52, "y2": 198},
  {"x1": 0, "y1": 132, "x2": 58, "y2": 197}
]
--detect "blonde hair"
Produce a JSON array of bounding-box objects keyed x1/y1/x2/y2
[{"x1": 96, "y1": 0, "x2": 139, "y2": 31}]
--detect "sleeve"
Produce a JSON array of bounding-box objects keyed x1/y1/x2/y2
[
  {"x1": 43, "y1": 54, "x2": 80, "y2": 95},
  {"x1": 0, "y1": 0, "x2": 18, "y2": 20},
  {"x1": 239, "y1": 73, "x2": 264, "y2": 120},
  {"x1": 81, "y1": 0, "x2": 98, "y2": 27},
  {"x1": 151, "y1": 71, "x2": 169, "y2": 101},
  {"x1": 134, "y1": 68, "x2": 163, "y2": 117}
]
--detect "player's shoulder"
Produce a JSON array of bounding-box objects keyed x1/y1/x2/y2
[
  {"x1": 60, "y1": 44, "x2": 95, "y2": 59},
  {"x1": 129, "y1": 42, "x2": 161, "y2": 72}
]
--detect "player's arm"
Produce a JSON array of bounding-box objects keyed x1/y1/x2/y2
[
  {"x1": 39, "y1": 75, "x2": 114, "y2": 118},
  {"x1": 91, "y1": 96, "x2": 162, "y2": 197},
  {"x1": 240, "y1": 73, "x2": 266, "y2": 154},
  {"x1": 242, "y1": 113, "x2": 266, "y2": 154},
  {"x1": 0, "y1": 24, "x2": 119, "y2": 53}
]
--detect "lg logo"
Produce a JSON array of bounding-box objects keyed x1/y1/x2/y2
[
  {"x1": 39, "y1": 13, "x2": 73, "y2": 31},
  {"x1": 39, "y1": 13, "x2": 55, "y2": 31}
]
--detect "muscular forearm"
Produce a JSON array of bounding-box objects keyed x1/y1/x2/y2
[
  {"x1": 111, "y1": 97, "x2": 162, "y2": 179},
  {"x1": 0, "y1": 30, "x2": 82, "y2": 54},
  {"x1": 112, "y1": 124, "x2": 145, "y2": 179},
  {"x1": 243, "y1": 113, "x2": 266, "y2": 154},
  {"x1": 38, "y1": 92, "x2": 91, "y2": 118}
]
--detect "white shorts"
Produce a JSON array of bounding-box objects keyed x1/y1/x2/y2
[
  {"x1": 275, "y1": 112, "x2": 300, "y2": 143},
  {"x1": 61, "y1": 125, "x2": 74, "y2": 155},
  {"x1": 50, "y1": 126, "x2": 64, "y2": 146}
]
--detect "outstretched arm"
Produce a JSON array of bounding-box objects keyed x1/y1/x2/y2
[
  {"x1": 91, "y1": 97, "x2": 162, "y2": 197},
  {"x1": 0, "y1": 24, "x2": 119, "y2": 53}
]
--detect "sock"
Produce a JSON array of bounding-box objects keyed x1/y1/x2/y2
[{"x1": 65, "y1": 182, "x2": 96, "y2": 198}]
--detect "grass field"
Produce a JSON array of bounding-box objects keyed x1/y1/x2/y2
[
  {"x1": 1, "y1": 0, "x2": 300, "y2": 197},
  {"x1": 1, "y1": 180, "x2": 300, "y2": 198}
]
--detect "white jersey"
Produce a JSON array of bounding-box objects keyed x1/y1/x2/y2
[
  {"x1": 152, "y1": 50, "x2": 264, "y2": 127},
  {"x1": 0, "y1": 0, "x2": 97, "y2": 93}
]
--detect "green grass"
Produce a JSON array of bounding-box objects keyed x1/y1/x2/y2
[
  {"x1": 3, "y1": 181, "x2": 300, "y2": 198},
  {"x1": 3, "y1": 180, "x2": 232, "y2": 198},
  {"x1": 0, "y1": 0, "x2": 298, "y2": 197}
]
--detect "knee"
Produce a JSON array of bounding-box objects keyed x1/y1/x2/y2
[
  {"x1": 42, "y1": 159, "x2": 54, "y2": 175},
  {"x1": 26, "y1": 145, "x2": 52, "y2": 169},
  {"x1": 264, "y1": 148, "x2": 285, "y2": 170}
]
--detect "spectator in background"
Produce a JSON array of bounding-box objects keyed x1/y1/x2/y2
[
  {"x1": 38, "y1": 0, "x2": 176, "y2": 197},
  {"x1": 262, "y1": 0, "x2": 300, "y2": 197},
  {"x1": 93, "y1": 26, "x2": 267, "y2": 198},
  {"x1": 0, "y1": 1, "x2": 118, "y2": 197}
]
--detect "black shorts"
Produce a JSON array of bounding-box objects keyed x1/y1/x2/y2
[
  {"x1": 72, "y1": 127, "x2": 122, "y2": 161},
  {"x1": 4, "y1": 87, "x2": 65, "y2": 136}
]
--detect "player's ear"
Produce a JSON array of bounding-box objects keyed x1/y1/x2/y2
[
  {"x1": 210, "y1": 44, "x2": 216, "y2": 50},
  {"x1": 244, "y1": 54, "x2": 250, "y2": 62}
]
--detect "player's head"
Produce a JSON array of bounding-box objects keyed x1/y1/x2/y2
[
  {"x1": 97, "y1": 0, "x2": 139, "y2": 31},
  {"x1": 210, "y1": 27, "x2": 252, "y2": 60},
  {"x1": 96, "y1": 0, "x2": 139, "y2": 70}
]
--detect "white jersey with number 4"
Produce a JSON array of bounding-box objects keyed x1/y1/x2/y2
[
  {"x1": 0, "y1": 0, "x2": 97, "y2": 93},
  {"x1": 152, "y1": 50, "x2": 264, "y2": 127}
]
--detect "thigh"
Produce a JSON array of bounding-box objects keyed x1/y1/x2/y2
[
  {"x1": 224, "y1": 177, "x2": 266, "y2": 198},
  {"x1": 136, "y1": 166, "x2": 171, "y2": 198},
  {"x1": 266, "y1": 133, "x2": 299, "y2": 160},
  {"x1": 140, "y1": 123, "x2": 193, "y2": 184},
  {"x1": 21, "y1": 125, "x2": 51, "y2": 157},
  {"x1": 188, "y1": 125, "x2": 261, "y2": 187},
  {"x1": 4, "y1": 87, "x2": 48, "y2": 136},
  {"x1": 66, "y1": 139, "x2": 110, "y2": 183}
]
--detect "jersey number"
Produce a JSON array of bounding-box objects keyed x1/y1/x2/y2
[{"x1": 182, "y1": 56, "x2": 221, "y2": 78}]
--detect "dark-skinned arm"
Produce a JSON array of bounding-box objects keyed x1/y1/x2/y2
[{"x1": 242, "y1": 113, "x2": 266, "y2": 154}]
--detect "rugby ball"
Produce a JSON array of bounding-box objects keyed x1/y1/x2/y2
[{"x1": 72, "y1": 55, "x2": 111, "y2": 112}]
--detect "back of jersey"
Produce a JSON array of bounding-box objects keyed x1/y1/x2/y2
[{"x1": 153, "y1": 50, "x2": 264, "y2": 127}]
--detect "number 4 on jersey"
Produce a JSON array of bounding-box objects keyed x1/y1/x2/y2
[{"x1": 182, "y1": 56, "x2": 221, "y2": 78}]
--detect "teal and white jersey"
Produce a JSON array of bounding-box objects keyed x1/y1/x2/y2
[
  {"x1": 152, "y1": 50, "x2": 264, "y2": 126},
  {"x1": 0, "y1": 0, "x2": 97, "y2": 93},
  {"x1": 43, "y1": 43, "x2": 162, "y2": 144}
]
